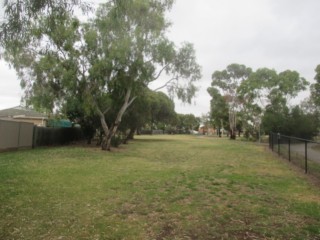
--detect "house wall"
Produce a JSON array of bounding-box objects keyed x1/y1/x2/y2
[
  {"x1": 0, "y1": 120, "x2": 34, "y2": 151},
  {"x1": 13, "y1": 118, "x2": 47, "y2": 127},
  {"x1": 199, "y1": 127, "x2": 216, "y2": 135}
]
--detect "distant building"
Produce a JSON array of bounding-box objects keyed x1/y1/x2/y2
[
  {"x1": 198, "y1": 125, "x2": 215, "y2": 135},
  {"x1": 0, "y1": 106, "x2": 48, "y2": 126}
]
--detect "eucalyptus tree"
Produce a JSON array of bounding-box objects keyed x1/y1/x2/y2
[
  {"x1": 240, "y1": 68, "x2": 308, "y2": 110},
  {"x1": 307, "y1": 65, "x2": 320, "y2": 133},
  {"x1": 0, "y1": 0, "x2": 90, "y2": 60},
  {"x1": 210, "y1": 63, "x2": 252, "y2": 139},
  {"x1": 237, "y1": 68, "x2": 278, "y2": 138},
  {"x1": 311, "y1": 65, "x2": 320, "y2": 108},
  {"x1": 149, "y1": 91, "x2": 176, "y2": 132},
  {"x1": 176, "y1": 113, "x2": 200, "y2": 133},
  {"x1": 207, "y1": 87, "x2": 229, "y2": 137},
  {"x1": 81, "y1": 0, "x2": 201, "y2": 150},
  {"x1": 0, "y1": 0, "x2": 201, "y2": 150},
  {"x1": 120, "y1": 89, "x2": 176, "y2": 137},
  {"x1": 239, "y1": 68, "x2": 308, "y2": 137}
]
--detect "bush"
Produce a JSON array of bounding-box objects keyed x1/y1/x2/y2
[{"x1": 111, "y1": 135, "x2": 123, "y2": 148}]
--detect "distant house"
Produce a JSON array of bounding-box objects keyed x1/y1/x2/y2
[
  {"x1": 0, "y1": 106, "x2": 48, "y2": 126},
  {"x1": 198, "y1": 125, "x2": 215, "y2": 135}
]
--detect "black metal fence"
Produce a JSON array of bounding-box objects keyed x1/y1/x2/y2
[{"x1": 269, "y1": 132, "x2": 320, "y2": 178}]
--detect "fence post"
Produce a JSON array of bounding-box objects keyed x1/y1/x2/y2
[{"x1": 305, "y1": 141, "x2": 308, "y2": 174}]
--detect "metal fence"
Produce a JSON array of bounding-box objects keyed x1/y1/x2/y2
[
  {"x1": 0, "y1": 119, "x2": 83, "y2": 152},
  {"x1": 269, "y1": 132, "x2": 320, "y2": 178},
  {"x1": 0, "y1": 120, "x2": 34, "y2": 151}
]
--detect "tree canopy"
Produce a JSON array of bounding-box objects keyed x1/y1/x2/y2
[
  {"x1": 311, "y1": 65, "x2": 320, "y2": 108},
  {"x1": 210, "y1": 63, "x2": 252, "y2": 139},
  {"x1": 0, "y1": 0, "x2": 201, "y2": 150},
  {"x1": 209, "y1": 63, "x2": 310, "y2": 140}
]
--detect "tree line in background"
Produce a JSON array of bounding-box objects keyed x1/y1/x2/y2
[
  {"x1": 208, "y1": 63, "x2": 320, "y2": 140},
  {"x1": 1, "y1": 1, "x2": 319, "y2": 149}
]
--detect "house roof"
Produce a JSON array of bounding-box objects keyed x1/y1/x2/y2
[{"x1": 0, "y1": 106, "x2": 48, "y2": 119}]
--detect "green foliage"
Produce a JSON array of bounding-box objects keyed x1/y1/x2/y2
[
  {"x1": 287, "y1": 106, "x2": 318, "y2": 139},
  {"x1": 209, "y1": 63, "x2": 310, "y2": 140},
  {"x1": 210, "y1": 63, "x2": 252, "y2": 139},
  {"x1": 311, "y1": 65, "x2": 320, "y2": 108},
  {"x1": 0, "y1": 1, "x2": 89, "y2": 51},
  {"x1": 176, "y1": 113, "x2": 200, "y2": 133},
  {"x1": 149, "y1": 91, "x2": 176, "y2": 126},
  {"x1": 119, "y1": 89, "x2": 176, "y2": 137},
  {"x1": 262, "y1": 104, "x2": 289, "y2": 134},
  {"x1": 1, "y1": 0, "x2": 201, "y2": 150},
  {"x1": 111, "y1": 134, "x2": 123, "y2": 147},
  {"x1": 207, "y1": 87, "x2": 229, "y2": 130},
  {"x1": 263, "y1": 105, "x2": 318, "y2": 139}
]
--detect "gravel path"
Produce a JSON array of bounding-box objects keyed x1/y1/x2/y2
[{"x1": 290, "y1": 143, "x2": 320, "y2": 163}]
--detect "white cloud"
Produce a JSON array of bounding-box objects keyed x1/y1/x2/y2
[
  {"x1": 1, "y1": 0, "x2": 320, "y2": 115},
  {"x1": 0, "y1": 61, "x2": 22, "y2": 109}
]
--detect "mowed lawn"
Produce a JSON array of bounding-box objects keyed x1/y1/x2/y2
[{"x1": 1, "y1": 135, "x2": 320, "y2": 240}]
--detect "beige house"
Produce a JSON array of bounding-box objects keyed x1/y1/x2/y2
[
  {"x1": 198, "y1": 125, "x2": 215, "y2": 135},
  {"x1": 0, "y1": 106, "x2": 48, "y2": 126}
]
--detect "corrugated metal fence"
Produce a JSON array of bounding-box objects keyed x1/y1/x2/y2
[{"x1": 0, "y1": 120, "x2": 34, "y2": 151}]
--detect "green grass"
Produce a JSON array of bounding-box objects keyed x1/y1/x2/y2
[{"x1": 1, "y1": 135, "x2": 320, "y2": 239}]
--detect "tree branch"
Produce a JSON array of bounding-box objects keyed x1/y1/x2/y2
[
  {"x1": 95, "y1": 104, "x2": 109, "y2": 133},
  {"x1": 151, "y1": 64, "x2": 170, "y2": 82},
  {"x1": 127, "y1": 96, "x2": 137, "y2": 108},
  {"x1": 152, "y1": 77, "x2": 178, "y2": 92}
]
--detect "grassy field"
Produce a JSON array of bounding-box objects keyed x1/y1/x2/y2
[{"x1": 1, "y1": 135, "x2": 320, "y2": 240}]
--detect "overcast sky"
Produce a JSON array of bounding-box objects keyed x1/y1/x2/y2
[{"x1": 1, "y1": 0, "x2": 320, "y2": 116}]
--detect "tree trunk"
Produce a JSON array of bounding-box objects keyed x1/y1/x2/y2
[
  {"x1": 230, "y1": 129, "x2": 236, "y2": 140},
  {"x1": 150, "y1": 115, "x2": 154, "y2": 135},
  {"x1": 229, "y1": 109, "x2": 236, "y2": 140},
  {"x1": 104, "y1": 88, "x2": 136, "y2": 151},
  {"x1": 96, "y1": 88, "x2": 135, "y2": 151},
  {"x1": 123, "y1": 127, "x2": 135, "y2": 144},
  {"x1": 97, "y1": 112, "x2": 109, "y2": 150},
  {"x1": 127, "y1": 127, "x2": 135, "y2": 140}
]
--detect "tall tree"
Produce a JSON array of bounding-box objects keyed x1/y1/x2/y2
[
  {"x1": 306, "y1": 65, "x2": 320, "y2": 134},
  {"x1": 149, "y1": 91, "x2": 176, "y2": 132},
  {"x1": 176, "y1": 113, "x2": 200, "y2": 133},
  {"x1": 239, "y1": 68, "x2": 308, "y2": 138},
  {"x1": 239, "y1": 68, "x2": 308, "y2": 111},
  {"x1": 311, "y1": 65, "x2": 320, "y2": 108},
  {"x1": 210, "y1": 63, "x2": 252, "y2": 139},
  {"x1": 207, "y1": 87, "x2": 229, "y2": 137},
  {"x1": 287, "y1": 106, "x2": 318, "y2": 139},
  {"x1": 0, "y1": 0, "x2": 201, "y2": 151}
]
